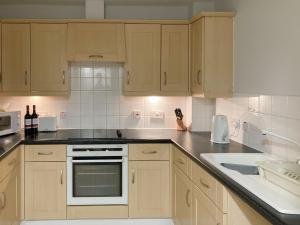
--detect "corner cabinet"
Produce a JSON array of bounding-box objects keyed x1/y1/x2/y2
[
  {"x1": 123, "y1": 24, "x2": 161, "y2": 94},
  {"x1": 128, "y1": 144, "x2": 171, "y2": 218},
  {"x1": 1, "y1": 24, "x2": 30, "y2": 93},
  {"x1": 24, "y1": 145, "x2": 67, "y2": 220},
  {"x1": 67, "y1": 23, "x2": 126, "y2": 62},
  {"x1": 161, "y1": 25, "x2": 189, "y2": 94},
  {"x1": 31, "y1": 24, "x2": 68, "y2": 94},
  {"x1": 190, "y1": 15, "x2": 234, "y2": 98}
]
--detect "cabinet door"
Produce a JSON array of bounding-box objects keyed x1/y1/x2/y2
[
  {"x1": 0, "y1": 167, "x2": 19, "y2": 225},
  {"x1": 173, "y1": 165, "x2": 192, "y2": 225},
  {"x1": 227, "y1": 191, "x2": 271, "y2": 225},
  {"x1": 2, "y1": 24, "x2": 30, "y2": 92},
  {"x1": 129, "y1": 161, "x2": 170, "y2": 218},
  {"x1": 203, "y1": 17, "x2": 233, "y2": 98},
  {"x1": 67, "y1": 23, "x2": 126, "y2": 62},
  {"x1": 31, "y1": 24, "x2": 68, "y2": 93},
  {"x1": 161, "y1": 25, "x2": 189, "y2": 93},
  {"x1": 25, "y1": 162, "x2": 66, "y2": 220},
  {"x1": 192, "y1": 185, "x2": 226, "y2": 225},
  {"x1": 190, "y1": 19, "x2": 204, "y2": 95},
  {"x1": 124, "y1": 24, "x2": 161, "y2": 93}
]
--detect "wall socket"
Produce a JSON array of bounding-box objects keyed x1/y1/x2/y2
[
  {"x1": 150, "y1": 110, "x2": 165, "y2": 119},
  {"x1": 132, "y1": 110, "x2": 142, "y2": 119}
]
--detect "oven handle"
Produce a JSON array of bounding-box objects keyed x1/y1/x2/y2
[{"x1": 72, "y1": 159, "x2": 124, "y2": 163}]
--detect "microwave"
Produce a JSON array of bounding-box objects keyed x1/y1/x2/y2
[{"x1": 0, "y1": 111, "x2": 21, "y2": 136}]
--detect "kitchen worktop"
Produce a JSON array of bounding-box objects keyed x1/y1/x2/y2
[{"x1": 0, "y1": 129, "x2": 299, "y2": 225}]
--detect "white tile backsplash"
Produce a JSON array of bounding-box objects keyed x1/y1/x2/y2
[
  {"x1": 3, "y1": 62, "x2": 211, "y2": 130},
  {"x1": 217, "y1": 95, "x2": 300, "y2": 161}
]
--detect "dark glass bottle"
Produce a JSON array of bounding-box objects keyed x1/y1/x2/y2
[
  {"x1": 24, "y1": 105, "x2": 31, "y2": 136},
  {"x1": 31, "y1": 105, "x2": 38, "y2": 134}
]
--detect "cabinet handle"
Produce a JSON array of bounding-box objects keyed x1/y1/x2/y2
[
  {"x1": 200, "y1": 178, "x2": 210, "y2": 189},
  {"x1": 142, "y1": 150, "x2": 157, "y2": 154},
  {"x1": 89, "y1": 55, "x2": 104, "y2": 59},
  {"x1": 62, "y1": 70, "x2": 66, "y2": 85},
  {"x1": 164, "y1": 72, "x2": 167, "y2": 85},
  {"x1": 197, "y1": 70, "x2": 202, "y2": 85},
  {"x1": 60, "y1": 170, "x2": 63, "y2": 185},
  {"x1": 127, "y1": 71, "x2": 130, "y2": 85},
  {"x1": 176, "y1": 158, "x2": 185, "y2": 165},
  {"x1": 25, "y1": 71, "x2": 28, "y2": 85},
  {"x1": 0, "y1": 192, "x2": 6, "y2": 210},
  {"x1": 186, "y1": 189, "x2": 191, "y2": 207},
  {"x1": 0, "y1": 72, "x2": 2, "y2": 83},
  {"x1": 37, "y1": 152, "x2": 53, "y2": 156},
  {"x1": 132, "y1": 170, "x2": 135, "y2": 184}
]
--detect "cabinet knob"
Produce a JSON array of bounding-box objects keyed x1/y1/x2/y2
[
  {"x1": 0, "y1": 192, "x2": 6, "y2": 210},
  {"x1": 164, "y1": 72, "x2": 167, "y2": 85},
  {"x1": 197, "y1": 70, "x2": 202, "y2": 85},
  {"x1": 127, "y1": 71, "x2": 130, "y2": 85},
  {"x1": 132, "y1": 170, "x2": 135, "y2": 184},
  {"x1": 186, "y1": 189, "x2": 191, "y2": 207},
  {"x1": 25, "y1": 71, "x2": 28, "y2": 85},
  {"x1": 62, "y1": 70, "x2": 66, "y2": 85}
]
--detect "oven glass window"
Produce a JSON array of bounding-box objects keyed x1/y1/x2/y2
[
  {"x1": 73, "y1": 162, "x2": 122, "y2": 197},
  {"x1": 0, "y1": 116, "x2": 11, "y2": 131}
]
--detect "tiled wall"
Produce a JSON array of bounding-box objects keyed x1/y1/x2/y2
[
  {"x1": 1, "y1": 62, "x2": 212, "y2": 130},
  {"x1": 216, "y1": 95, "x2": 300, "y2": 161}
]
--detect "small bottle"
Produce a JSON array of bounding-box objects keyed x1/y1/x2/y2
[
  {"x1": 24, "y1": 105, "x2": 31, "y2": 136},
  {"x1": 31, "y1": 105, "x2": 39, "y2": 134}
]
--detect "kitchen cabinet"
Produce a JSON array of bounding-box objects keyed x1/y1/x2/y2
[
  {"x1": 0, "y1": 146, "x2": 23, "y2": 225},
  {"x1": 227, "y1": 191, "x2": 271, "y2": 225},
  {"x1": 192, "y1": 185, "x2": 226, "y2": 225},
  {"x1": 161, "y1": 25, "x2": 189, "y2": 93},
  {"x1": 24, "y1": 145, "x2": 67, "y2": 220},
  {"x1": 190, "y1": 16, "x2": 233, "y2": 98},
  {"x1": 173, "y1": 165, "x2": 192, "y2": 225},
  {"x1": 31, "y1": 24, "x2": 68, "y2": 94},
  {"x1": 123, "y1": 24, "x2": 161, "y2": 94},
  {"x1": 129, "y1": 161, "x2": 170, "y2": 218},
  {"x1": 1, "y1": 24, "x2": 30, "y2": 93},
  {"x1": 25, "y1": 162, "x2": 66, "y2": 220},
  {"x1": 67, "y1": 23, "x2": 126, "y2": 62}
]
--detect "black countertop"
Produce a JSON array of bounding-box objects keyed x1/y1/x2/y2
[{"x1": 0, "y1": 129, "x2": 299, "y2": 225}]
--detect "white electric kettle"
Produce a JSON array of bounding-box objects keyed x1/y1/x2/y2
[{"x1": 211, "y1": 115, "x2": 230, "y2": 144}]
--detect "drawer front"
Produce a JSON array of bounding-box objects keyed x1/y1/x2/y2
[
  {"x1": 191, "y1": 160, "x2": 217, "y2": 205},
  {"x1": 172, "y1": 145, "x2": 191, "y2": 177},
  {"x1": 129, "y1": 144, "x2": 170, "y2": 161},
  {"x1": 25, "y1": 145, "x2": 66, "y2": 162},
  {"x1": 0, "y1": 145, "x2": 22, "y2": 182}
]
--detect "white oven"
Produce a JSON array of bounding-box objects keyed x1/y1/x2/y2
[{"x1": 67, "y1": 144, "x2": 128, "y2": 205}]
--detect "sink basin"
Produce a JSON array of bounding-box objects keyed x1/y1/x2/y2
[
  {"x1": 220, "y1": 163, "x2": 259, "y2": 175},
  {"x1": 200, "y1": 153, "x2": 300, "y2": 214}
]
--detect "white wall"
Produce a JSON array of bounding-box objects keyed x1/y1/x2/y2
[{"x1": 216, "y1": 0, "x2": 300, "y2": 96}]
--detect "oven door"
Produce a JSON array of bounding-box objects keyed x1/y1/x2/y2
[{"x1": 67, "y1": 157, "x2": 128, "y2": 205}]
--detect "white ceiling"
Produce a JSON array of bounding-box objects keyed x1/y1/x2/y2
[{"x1": 0, "y1": 0, "x2": 213, "y2": 6}]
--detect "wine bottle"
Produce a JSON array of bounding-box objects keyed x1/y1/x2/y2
[
  {"x1": 24, "y1": 105, "x2": 31, "y2": 136},
  {"x1": 31, "y1": 105, "x2": 39, "y2": 134}
]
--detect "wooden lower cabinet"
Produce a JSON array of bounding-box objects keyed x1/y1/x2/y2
[
  {"x1": 25, "y1": 162, "x2": 66, "y2": 220},
  {"x1": 0, "y1": 166, "x2": 21, "y2": 225},
  {"x1": 129, "y1": 161, "x2": 170, "y2": 218},
  {"x1": 227, "y1": 191, "x2": 271, "y2": 225},
  {"x1": 173, "y1": 165, "x2": 192, "y2": 225},
  {"x1": 192, "y1": 185, "x2": 226, "y2": 225}
]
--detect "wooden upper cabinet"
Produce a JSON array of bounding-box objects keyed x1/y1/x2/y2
[
  {"x1": 123, "y1": 24, "x2": 161, "y2": 94},
  {"x1": 67, "y1": 23, "x2": 126, "y2": 62},
  {"x1": 2, "y1": 24, "x2": 30, "y2": 92},
  {"x1": 191, "y1": 16, "x2": 233, "y2": 98},
  {"x1": 161, "y1": 25, "x2": 189, "y2": 93},
  {"x1": 129, "y1": 161, "x2": 170, "y2": 218},
  {"x1": 31, "y1": 24, "x2": 68, "y2": 93}
]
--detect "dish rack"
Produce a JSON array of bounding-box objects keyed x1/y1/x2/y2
[{"x1": 258, "y1": 161, "x2": 300, "y2": 197}]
